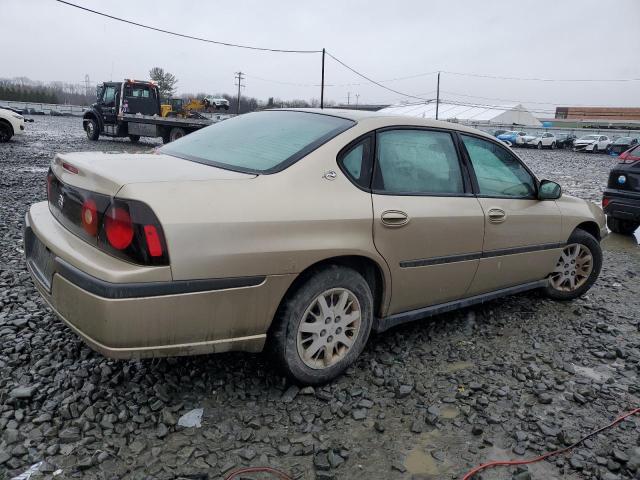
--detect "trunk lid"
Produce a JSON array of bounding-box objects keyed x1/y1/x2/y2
[{"x1": 51, "y1": 152, "x2": 255, "y2": 196}]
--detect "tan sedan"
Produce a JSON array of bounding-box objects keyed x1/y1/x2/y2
[{"x1": 25, "y1": 109, "x2": 606, "y2": 384}]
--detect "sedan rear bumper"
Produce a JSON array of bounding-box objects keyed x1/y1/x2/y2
[{"x1": 24, "y1": 205, "x2": 295, "y2": 359}]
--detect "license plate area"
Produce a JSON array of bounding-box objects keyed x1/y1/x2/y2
[{"x1": 25, "y1": 229, "x2": 55, "y2": 292}]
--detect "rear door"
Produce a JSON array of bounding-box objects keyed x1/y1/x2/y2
[
  {"x1": 459, "y1": 134, "x2": 563, "y2": 295},
  {"x1": 370, "y1": 128, "x2": 485, "y2": 315}
]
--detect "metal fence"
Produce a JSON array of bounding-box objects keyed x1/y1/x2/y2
[{"x1": 0, "y1": 100, "x2": 85, "y2": 116}]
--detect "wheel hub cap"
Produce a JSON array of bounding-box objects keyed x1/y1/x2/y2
[
  {"x1": 296, "y1": 288, "x2": 361, "y2": 370},
  {"x1": 549, "y1": 243, "x2": 593, "y2": 292}
]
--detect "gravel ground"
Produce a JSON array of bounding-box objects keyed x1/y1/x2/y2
[{"x1": 1, "y1": 116, "x2": 639, "y2": 480}]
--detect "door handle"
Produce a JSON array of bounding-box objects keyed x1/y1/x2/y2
[
  {"x1": 488, "y1": 208, "x2": 506, "y2": 224},
  {"x1": 381, "y1": 210, "x2": 409, "y2": 227}
]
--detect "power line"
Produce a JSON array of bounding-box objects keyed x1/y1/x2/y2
[
  {"x1": 441, "y1": 89, "x2": 637, "y2": 110},
  {"x1": 325, "y1": 51, "x2": 429, "y2": 101},
  {"x1": 439, "y1": 70, "x2": 640, "y2": 82},
  {"x1": 245, "y1": 70, "x2": 439, "y2": 88},
  {"x1": 54, "y1": 0, "x2": 321, "y2": 54}
]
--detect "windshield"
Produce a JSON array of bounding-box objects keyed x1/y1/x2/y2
[
  {"x1": 614, "y1": 137, "x2": 631, "y2": 143},
  {"x1": 579, "y1": 135, "x2": 599, "y2": 141},
  {"x1": 161, "y1": 111, "x2": 355, "y2": 174}
]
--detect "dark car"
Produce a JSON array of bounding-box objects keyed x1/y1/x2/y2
[
  {"x1": 555, "y1": 133, "x2": 576, "y2": 149},
  {"x1": 606, "y1": 136, "x2": 639, "y2": 156},
  {"x1": 603, "y1": 144, "x2": 640, "y2": 235}
]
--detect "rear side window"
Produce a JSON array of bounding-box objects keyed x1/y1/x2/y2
[
  {"x1": 461, "y1": 135, "x2": 536, "y2": 198},
  {"x1": 338, "y1": 137, "x2": 372, "y2": 189},
  {"x1": 161, "y1": 111, "x2": 355, "y2": 174},
  {"x1": 373, "y1": 129, "x2": 464, "y2": 195}
]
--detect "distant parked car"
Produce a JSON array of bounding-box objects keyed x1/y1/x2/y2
[
  {"x1": 0, "y1": 107, "x2": 26, "y2": 142},
  {"x1": 602, "y1": 144, "x2": 640, "y2": 235},
  {"x1": 497, "y1": 130, "x2": 528, "y2": 146},
  {"x1": 555, "y1": 133, "x2": 577, "y2": 149},
  {"x1": 573, "y1": 135, "x2": 612, "y2": 153},
  {"x1": 606, "y1": 136, "x2": 639, "y2": 156},
  {"x1": 523, "y1": 132, "x2": 557, "y2": 149}
]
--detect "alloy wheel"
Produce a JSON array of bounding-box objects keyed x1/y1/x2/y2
[
  {"x1": 549, "y1": 243, "x2": 593, "y2": 292},
  {"x1": 296, "y1": 288, "x2": 361, "y2": 369}
]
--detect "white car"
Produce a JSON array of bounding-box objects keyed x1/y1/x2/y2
[
  {"x1": 0, "y1": 107, "x2": 26, "y2": 142},
  {"x1": 573, "y1": 134, "x2": 611, "y2": 153},
  {"x1": 203, "y1": 96, "x2": 230, "y2": 110},
  {"x1": 523, "y1": 132, "x2": 557, "y2": 149}
]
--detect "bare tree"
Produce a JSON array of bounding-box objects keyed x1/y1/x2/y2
[{"x1": 149, "y1": 67, "x2": 178, "y2": 98}]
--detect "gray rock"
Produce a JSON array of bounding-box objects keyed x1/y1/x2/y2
[{"x1": 9, "y1": 385, "x2": 36, "y2": 399}]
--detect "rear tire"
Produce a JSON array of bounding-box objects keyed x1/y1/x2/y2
[
  {"x1": 85, "y1": 118, "x2": 99, "y2": 141},
  {"x1": 128, "y1": 134, "x2": 140, "y2": 143},
  {"x1": 551, "y1": 142, "x2": 556, "y2": 150},
  {"x1": 169, "y1": 127, "x2": 185, "y2": 142},
  {"x1": 607, "y1": 216, "x2": 639, "y2": 235},
  {"x1": 543, "y1": 229, "x2": 602, "y2": 301},
  {"x1": 537, "y1": 142, "x2": 542, "y2": 150},
  {"x1": 0, "y1": 121, "x2": 13, "y2": 142},
  {"x1": 268, "y1": 265, "x2": 373, "y2": 385}
]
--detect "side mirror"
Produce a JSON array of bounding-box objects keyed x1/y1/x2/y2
[{"x1": 538, "y1": 180, "x2": 562, "y2": 200}]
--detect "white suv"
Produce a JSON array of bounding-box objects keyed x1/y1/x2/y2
[
  {"x1": 203, "y1": 96, "x2": 230, "y2": 110},
  {"x1": 0, "y1": 107, "x2": 26, "y2": 142}
]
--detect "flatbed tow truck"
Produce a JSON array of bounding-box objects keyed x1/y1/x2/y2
[{"x1": 82, "y1": 79, "x2": 218, "y2": 143}]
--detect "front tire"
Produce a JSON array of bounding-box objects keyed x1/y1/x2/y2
[
  {"x1": 592, "y1": 145, "x2": 598, "y2": 154},
  {"x1": 607, "y1": 216, "x2": 639, "y2": 235},
  {"x1": 269, "y1": 265, "x2": 373, "y2": 385},
  {"x1": 85, "y1": 118, "x2": 99, "y2": 141},
  {"x1": 0, "y1": 122, "x2": 13, "y2": 142},
  {"x1": 537, "y1": 142, "x2": 543, "y2": 150},
  {"x1": 544, "y1": 229, "x2": 602, "y2": 301}
]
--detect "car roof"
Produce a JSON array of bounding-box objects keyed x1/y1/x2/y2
[{"x1": 274, "y1": 108, "x2": 498, "y2": 141}]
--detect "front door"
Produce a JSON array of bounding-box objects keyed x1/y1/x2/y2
[
  {"x1": 459, "y1": 134, "x2": 563, "y2": 295},
  {"x1": 371, "y1": 128, "x2": 485, "y2": 315},
  {"x1": 99, "y1": 84, "x2": 118, "y2": 125}
]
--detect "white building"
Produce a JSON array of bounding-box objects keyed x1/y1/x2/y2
[{"x1": 379, "y1": 101, "x2": 542, "y2": 127}]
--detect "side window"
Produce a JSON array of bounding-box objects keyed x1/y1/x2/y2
[
  {"x1": 338, "y1": 137, "x2": 372, "y2": 189},
  {"x1": 461, "y1": 135, "x2": 536, "y2": 198},
  {"x1": 374, "y1": 129, "x2": 464, "y2": 195},
  {"x1": 102, "y1": 86, "x2": 116, "y2": 105}
]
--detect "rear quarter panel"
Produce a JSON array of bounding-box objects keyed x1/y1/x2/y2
[{"x1": 116, "y1": 121, "x2": 393, "y2": 306}]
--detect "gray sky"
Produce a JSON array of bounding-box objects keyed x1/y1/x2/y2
[{"x1": 3, "y1": 0, "x2": 640, "y2": 115}]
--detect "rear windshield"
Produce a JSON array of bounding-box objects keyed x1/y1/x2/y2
[{"x1": 161, "y1": 111, "x2": 355, "y2": 174}]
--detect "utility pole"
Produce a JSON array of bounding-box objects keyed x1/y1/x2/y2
[
  {"x1": 320, "y1": 48, "x2": 325, "y2": 109},
  {"x1": 84, "y1": 74, "x2": 90, "y2": 97},
  {"x1": 234, "y1": 72, "x2": 245, "y2": 114},
  {"x1": 355, "y1": 94, "x2": 360, "y2": 110},
  {"x1": 435, "y1": 71, "x2": 440, "y2": 120},
  {"x1": 347, "y1": 92, "x2": 350, "y2": 105}
]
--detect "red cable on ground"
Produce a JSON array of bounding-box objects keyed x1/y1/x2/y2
[
  {"x1": 461, "y1": 407, "x2": 640, "y2": 480},
  {"x1": 224, "y1": 466, "x2": 293, "y2": 480}
]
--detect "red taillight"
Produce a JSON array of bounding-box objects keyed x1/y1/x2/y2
[
  {"x1": 602, "y1": 197, "x2": 610, "y2": 208},
  {"x1": 62, "y1": 162, "x2": 79, "y2": 174},
  {"x1": 81, "y1": 198, "x2": 98, "y2": 236},
  {"x1": 143, "y1": 225, "x2": 163, "y2": 257},
  {"x1": 104, "y1": 206, "x2": 134, "y2": 250}
]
